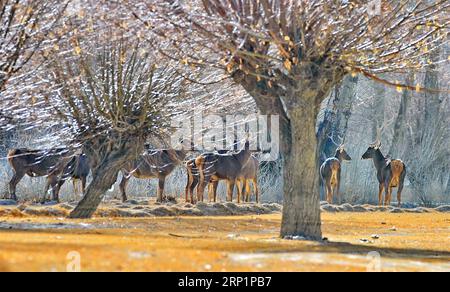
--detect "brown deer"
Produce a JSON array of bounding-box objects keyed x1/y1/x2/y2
[
  {"x1": 7, "y1": 148, "x2": 73, "y2": 202},
  {"x1": 54, "y1": 154, "x2": 91, "y2": 199},
  {"x1": 119, "y1": 149, "x2": 187, "y2": 203},
  {"x1": 195, "y1": 141, "x2": 251, "y2": 203},
  {"x1": 362, "y1": 141, "x2": 407, "y2": 207},
  {"x1": 236, "y1": 155, "x2": 260, "y2": 203},
  {"x1": 320, "y1": 146, "x2": 352, "y2": 204},
  {"x1": 184, "y1": 150, "x2": 228, "y2": 204},
  {"x1": 184, "y1": 158, "x2": 199, "y2": 204}
]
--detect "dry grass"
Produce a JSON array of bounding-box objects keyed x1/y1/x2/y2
[{"x1": 0, "y1": 212, "x2": 448, "y2": 272}]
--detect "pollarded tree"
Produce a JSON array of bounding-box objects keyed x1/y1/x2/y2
[
  {"x1": 139, "y1": 0, "x2": 449, "y2": 239},
  {"x1": 46, "y1": 42, "x2": 185, "y2": 218}
]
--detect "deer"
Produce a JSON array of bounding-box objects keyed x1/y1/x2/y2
[
  {"x1": 184, "y1": 149, "x2": 230, "y2": 204},
  {"x1": 320, "y1": 145, "x2": 352, "y2": 204},
  {"x1": 7, "y1": 148, "x2": 74, "y2": 202},
  {"x1": 362, "y1": 135, "x2": 407, "y2": 207},
  {"x1": 184, "y1": 158, "x2": 199, "y2": 204},
  {"x1": 119, "y1": 149, "x2": 187, "y2": 203},
  {"x1": 236, "y1": 155, "x2": 260, "y2": 203},
  {"x1": 195, "y1": 140, "x2": 251, "y2": 203},
  {"x1": 54, "y1": 154, "x2": 91, "y2": 200}
]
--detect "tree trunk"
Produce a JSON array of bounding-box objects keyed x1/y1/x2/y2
[
  {"x1": 280, "y1": 105, "x2": 322, "y2": 240},
  {"x1": 68, "y1": 161, "x2": 121, "y2": 218},
  {"x1": 69, "y1": 135, "x2": 144, "y2": 219},
  {"x1": 233, "y1": 69, "x2": 343, "y2": 241}
]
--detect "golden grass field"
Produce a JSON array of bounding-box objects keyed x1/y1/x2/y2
[{"x1": 0, "y1": 211, "x2": 449, "y2": 272}]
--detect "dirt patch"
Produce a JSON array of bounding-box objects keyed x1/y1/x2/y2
[{"x1": 0, "y1": 213, "x2": 448, "y2": 271}]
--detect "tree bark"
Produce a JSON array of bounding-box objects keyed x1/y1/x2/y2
[
  {"x1": 280, "y1": 104, "x2": 322, "y2": 240},
  {"x1": 69, "y1": 135, "x2": 144, "y2": 219},
  {"x1": 68, "y1": 161, "x2": 121, "y2": 218}
]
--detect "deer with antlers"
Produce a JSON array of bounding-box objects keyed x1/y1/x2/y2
[
  {"x1": 362, "y1": 129, "x2": 407, "y2": 207},
  {"x1": 320, "y1": 144, "x2": 352, "y2": 204}
]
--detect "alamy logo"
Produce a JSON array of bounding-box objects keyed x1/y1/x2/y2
[{"x1": 367, "y1": 0, "x2": 382, "y2": 17}]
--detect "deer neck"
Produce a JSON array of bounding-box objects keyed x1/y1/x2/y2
[
  {"x1": 373, "y1": 149, "x2": 386, "y2": 171},
  {"x1": 334, "y1": 151, "x2": 342, "y2": 163},
  {"x1": 235, "y1": 143, "x2": 251, "y2": 166}
]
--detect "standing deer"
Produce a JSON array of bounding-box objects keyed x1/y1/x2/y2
[
  {"x1": 185, "y1": 150, "x2": 232, "y2": 204},
  {"x1": 54, "y1": 154, "x2": 91, "y2": 200},
  {"x1": 236, "y1": 155, "x2": 260, "y2": 203},
  {"x1": 195, "y1": 141, "x2": 251, "y2": 203},
  {"x1": 320, "y1": 146, "x2": 352, "y2": 204},
  {"x1": 119, "y1": 149, "x2": 187, "y2": 203},
  {"x1": 184, "y1": 158, "x2": 199, "y2": 204},
  {"x1": 362, "y1": 141, "x2": 407, "y2": 207},
  {"x1": 7, "y1": 148, "x2": 73, "y2": 202}
]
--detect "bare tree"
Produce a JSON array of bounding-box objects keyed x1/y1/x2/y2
[
  {"x1": 0, "y1": 0, "x2": 69, "y2": 91},
  {"x1": 46, "y1": 42, "x2": 185, "y2": 218},
  {"x1": 132, "y1": 0, "x2": 449, "y2": 239}
]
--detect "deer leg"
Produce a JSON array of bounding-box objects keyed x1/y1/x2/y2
[
  {"x1": 157, "y1": 176, "x2": 166, "y2": 203},
  {"x1": 9, "y1": 171, "x2": 25, "y2": 201},
  {"x1": 384, "y1": 181, "x2": 391, "y2": 206},
  {"x1": 49, "y1": 176, "x2": 60, "y2": 202},
  {"x1": 43, "y1": 176, "x2": 58, "y2": 203},
  {"x1": 397, "y1": 172, "x2": 406, "y2": 208},
  {"x1": 378, "y1": 184, "x2": 384, "y2": 206},
  {"x1": 210, "y1": 180, "x2": 219, "y2": 202},
  {"x1": 53, "y1": 178, "x2": 67, "y2": 202},
  {"x1": 207, "y1": 183, "x2": 213, "y2": 202},
  {"x1": 326, "y1": 181, "x2": 333, "y2": 204},
  {"x1": 119, "y1": 174, "x2": 130, "y2": 202},
  {"x1": 81, "y1": 176, "x2": 87, "y2": 196},
  {"x1": 245, "y1": 180, "x2": 251, "y2": 203},
  {"x1": 397, "y1": 185, "x2": 404, "y2": 208},
  {"x1": 253, "y1": 179, "x2": 259, "y2": 204},
  {"x1": 185, "y1": 172, "x2": 192, "y2": 203},
  {"x1": 236, "y1": 180, "x2": 243, "y2": 203},
  {"x1": 196, "y1": 165, "x2": 207, "y2": 203},
  {"x1": 226, "y1": 180, "x2": 235, "y2": 202},
  {"x1": 190, "y1": 176, "x2": 199, "y2": 204},
  {"x1": 336, "y1": 171, "x2": 341, "y2": 205}
]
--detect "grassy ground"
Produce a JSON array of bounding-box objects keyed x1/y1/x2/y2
[{"x1": 0, "y1": 212, "x2": 449, "y2": 272}]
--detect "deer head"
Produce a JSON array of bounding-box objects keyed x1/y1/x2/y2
[{"x1": 362, "y1": 125, "x2": 383, "y2": 159}]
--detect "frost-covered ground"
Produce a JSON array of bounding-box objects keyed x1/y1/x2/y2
[{"x1": 0, "y1": 199, "x2": 448, "y2": 219}]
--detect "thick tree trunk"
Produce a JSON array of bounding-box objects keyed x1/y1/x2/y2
[
  {"x1": 68, "y1": 162, "x2": 121, "y2": 218},
  {"x1": 69, "y1": 135, "x2": 144, "y2": 219},
  {"x1": 280, "y1": 105, "x2": 322, "y2": 240},
  {"x1": 233, "y1": 69, "x2": 343, "y2": 241}
]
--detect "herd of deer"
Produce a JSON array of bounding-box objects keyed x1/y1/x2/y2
[
  {"x1": 6, "y1": 140, "x2": 260, "y2": 205},
  {"x1": 5, "y1": 138, "x2": 406, "y2": 207}
]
